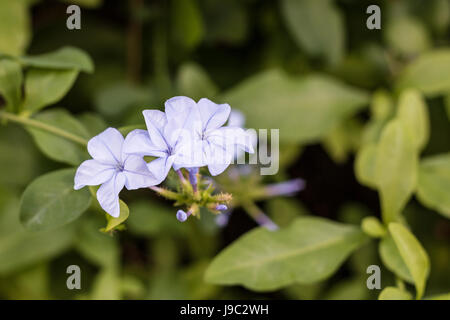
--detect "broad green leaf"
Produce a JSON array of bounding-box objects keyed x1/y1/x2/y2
[
  {"x1": 94, "y1": 82, "x2": 149, "y2": 118},
  {"x1": 416, "y1": 153, "x2": 450, "y2": 218},
  {"x1": 266, "y1": 198, "x2": 309, "y2": 228},
  {"x1": 20, "y1": 168, "x2": 92, "y2": 231},
  {"x1": 361, "y1": 217, "x2": 386, "y2": 238},
  {"x1": 176, "y1": 63, "x2": 218, "y2": 100},
  {"x1": 75, "y1": 216, "x2": 119, "y2": 267},
  {"x1": 355, "y1": 144, "x2": 378, "y2": 189},
  {"x1": 205, "y1": 217, "x2": 368, "y2": 291},
  {"x1": 221, "y1": 69, "x2": 369, "y2": 143},
  {"x1": 27, "y1": 109, "x2": 90, "y2": 165},
  {"x1": 20, "y1": 46, "x2": 94, "y2": 73},
  {"x1": 0, "y1": 125, "x2": 38, "y2": 188},
  {"x1": 370, "y1": 90, "x2": 394, "y2": 122},
  {"x1": 397, "y1": 89, "x2": 430, "y2": 151},
  {"x1": 0, "y1": 0, "x2": 30, "y2": 56},
  {"x1": 375, "y1": 120, "x2": 418, "y2": 223},
  {"x1": 378, "y1": 287, "x2": 412, "y2": 300},
  {"x1": 385, "y1": 16, "x2": 430, "y2": 56},
  {"x1": 0, "y1": 59, "x2": 22, "y2": 112},
  {"x1": 323, "y1": 277, "x2": 370, "y2": 300},
  {"x1": 379, "y1": 235, "x2": 413, "y2": 283},
  {"x1": 396, "y1": 49, "x2": 450, "y2": 96},
  {"x1": 78, "y1": 112, "x2": 107, "y2": 136},
  {"x1": 281, "y1": 0, "x2": 345, "y2": 65},
  {"x1": 100, "y1": 200, "x2": 129, "y2": 233},
  {"x1": 389, "y1": 223, "x2": 430, "y2": 299},
  {"x1": 22, "y1": 69, "x2": 79, "y2": 112},
  {"x1": 171, "y1": 0, "x2": 204, "y2": 50},
  {"x1": 0, "y1": 189, "x2": 76, "y2": 275}
]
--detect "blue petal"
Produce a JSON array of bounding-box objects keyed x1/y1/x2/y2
[
  {"x1": 123, "y1": 155, "x2": 161, "y2": 189},
  {"x1": 208, "y1": 127, "x2": 255, "y2": 153},
  {"x1": 74, "y1": 159, "x2": 115, "y2": 190},
  {"x1": 198, "y1": 98, "x2": 230, "y2": 132},
  {"x1": 87, "y1": 128, "x2": 124, "y2": 165},
  {"x1": 146, "y1": 155, "x2": 176, "y2": 184},
  {"x1": 172, "y1": 138, "x2": 207, "y2": 170},
  {"x1": 142, "y1": 110, "x2": 168, "y2": 151},
  {"x1": 227, "y1": 109, "x2": 245, "y2": 128},
  {"x1": 164, "y1": 96, "x2": 202, "y2": 147},
  {"x1": 96, "y1": 172, "x2": 126, "y2": 218},
  {"x1": 123, "y1": 129, "x2": 168, "y2": 158}
]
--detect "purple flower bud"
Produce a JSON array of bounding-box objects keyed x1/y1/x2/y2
[
  {"x1": 216, "y1": 212, "x2": 231, "y2": 227},
  {"x1": 176, "y1": 210, "x2": 188, "y2": 222},
  {"x1": 264, "y1": 178, "x2": 305, "y2": 197},
  {"x1": 188, "y1": 167, "x2": 199, "y2": 186},
  {"x1": 215, "y1": 204, "x2": 228, "y2": 211}
]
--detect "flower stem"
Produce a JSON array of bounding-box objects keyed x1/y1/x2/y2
[
  {"x1": 149, "y1": 186, "x2": 179, "y2": 200},
  {"x1": 176, "y1": 169, "x2": 186, "y2": 183},
  {"x1": 242, "y1": 201, "x2": 279, "y2": 231},
  {"x1": 0, "y1": 111, "x2": 88, "y2": 146}
]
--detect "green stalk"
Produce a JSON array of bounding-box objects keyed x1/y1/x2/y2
[{"x1": 0, "y1": 110, "x2": 88, "y2": 146}]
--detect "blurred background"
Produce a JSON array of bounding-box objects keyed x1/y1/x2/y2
[{"x1": 0, "y1": 0, "x2": 449, "y2": 299}]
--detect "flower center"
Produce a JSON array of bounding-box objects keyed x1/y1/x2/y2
[{"x1": 116, "y1": 163, "x2": 124, "y2": 171}]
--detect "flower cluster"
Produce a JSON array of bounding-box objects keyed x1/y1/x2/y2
[{"x1": 74, "y1": 96, "x2": 254, "y2": 219}]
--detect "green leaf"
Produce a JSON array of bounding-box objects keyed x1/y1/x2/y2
[
  {"x1": 100, "y1": 200, "x2": 129, "y2": 233},
  {"x1": 370, "y1": 90, "x2": 394, "y2": 122},
  {"x1": 397, "y1": 89, "x2": 430, "y2": 151},
  {"x1": 388, "y1": 223, "x2": 430, "y2": 299},
  {"x1": 384, "y1": 16, "x2": 430, "y2": 56},
  {"x1": 0, "y1": 189, "x2": 76, "y2": 275},
  {"x1": 0, "y1": 0, "x2": 30, "y2": 56},
  {"x1": 396, "y1": 49, "x2": 450, "y2": 96},
  {"x1": 266, "y1": 198, "x2": 309, "y2": 228},
  {"x1": 221, "y1": 69, "x2": 369, "y2": 143},
  {"x1": 281, "y1": 0, "x2": 345, "y2": 65},
  {"x1": 205, "y1": 217, "x2": 368, "y2": 291},
  {"x1": 378, "y1": 287, "x2": 413, "y2": 300},
  {"x1": 361, "y1": 217, "x2": 386, "y2": 238},
  {"x1": 0, "y1": 59, "x2": 22, "y2": 112},
  {"x1": 416, "y1": 153, "x2": 450, "y2": 218},
  {"x1": 26, "y1": 109, "x2": 90, "y2": 165},
  {"x1": 20, "y1": 168, "x2": 92, "y2": 231},
  {"x1": 176, "y1": 63, "x2": 218, "y2": 101},
  {"x1": 20, "y1": 46, "x2": 94, "y2": 73},
  {"x1": 22, "y1": 69, "x2": 79, "y2": 113},
  {"x1": 379, "y1": 235, "x2": 413, "y2": 283},
  {"x1": 171, "y1": 0, "x2": 204, "y2": 50},
  {"x1": 0, "y1": 125, "x2": 39, "y2": 188},
  {"x1": 78, "y1": 112, "x2": 107, "y2": 136},
  {"x1": 355, "y1": 144, "x2": 378, "y2": 189},
  {"x1": 94, "y1": 82, "x2": 149, "y2": 118},
  {"x1": 375, "y1": 120, "x2": 418, "y2": 223}
]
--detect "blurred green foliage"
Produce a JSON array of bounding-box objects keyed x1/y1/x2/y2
[{"x1": 0, "y1": 0, "x2": 449, "y2": 300}]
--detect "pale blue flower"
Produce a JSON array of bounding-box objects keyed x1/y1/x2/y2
[
  {"x1": 192, "y1": 98, "x2": 254, "y2": 176},
  {"x1": 124, "y1": 96, "x2": 205, "y2": 183},
  {"x1": 74, "y1": 128, "x2": 159, "y2": 217}
]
